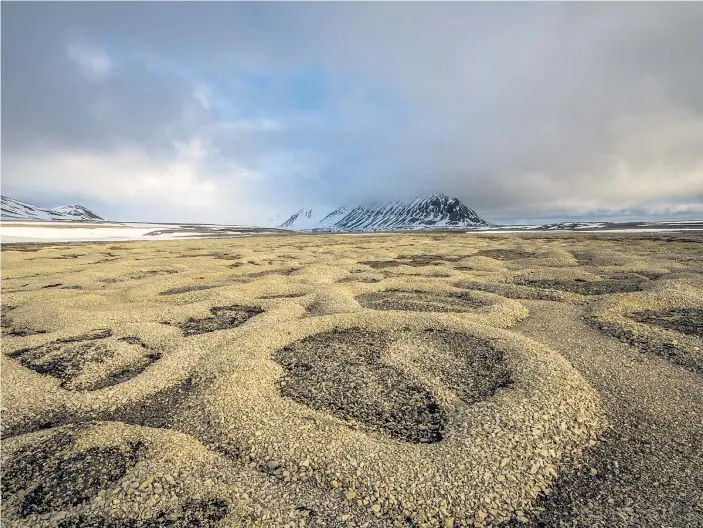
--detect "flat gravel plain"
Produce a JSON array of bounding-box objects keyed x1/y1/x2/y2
[{"x1": 1, "y1": 231, "x2": 701, "y2": 527}]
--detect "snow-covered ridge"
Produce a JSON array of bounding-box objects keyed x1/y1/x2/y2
[
  {"x1": 1, "y1": 196, "x2": 103, "y2": 221},
  {"x1": 278, "y1": 193, "x2": 489, "y2": 231}
]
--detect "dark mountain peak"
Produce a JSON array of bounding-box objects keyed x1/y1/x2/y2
[{"x1": 279, "y1": 193, "x2": 488, "y2": 231}]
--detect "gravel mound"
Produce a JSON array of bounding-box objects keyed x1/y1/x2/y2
[{"x1": 1, "y1": 304, "x2": 47, "y2": 337}]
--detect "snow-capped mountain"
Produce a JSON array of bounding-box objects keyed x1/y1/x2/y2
[
  {"x1": 1, "y1": 196, "x2": 104, "y2": 222},
  {"x1": 279, "y1": 193, "x2": 489, "y2": 231}
]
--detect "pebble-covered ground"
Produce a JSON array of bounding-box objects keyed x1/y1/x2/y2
[{"x1": 1, "y1": 232, "x2": 701, "y2": 527}]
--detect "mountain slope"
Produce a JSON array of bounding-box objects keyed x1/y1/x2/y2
[
  {"x1": 279, "y1": 193, "x2": 488, "y2": 231},
  {"x1": 1, "y1": 196, "x2": 104, "y2": 221}
]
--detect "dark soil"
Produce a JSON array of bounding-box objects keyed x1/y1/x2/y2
[
  {"x1": 356, "y1": 290, "x2": 492, "y2": 312},
  {"x1": 177, "y1": 305, "x2": 263, "y2": 336},
  {"x1": 396, "y1": 254, "x2": 463, "y2": 266},
  {"x1": 273, "y1": 328, "x2": 447, "y2": 443}
]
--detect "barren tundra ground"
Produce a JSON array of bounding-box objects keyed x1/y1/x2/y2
[{"x1": 1, "y1": 232, "x2": 702, "y2": 528}]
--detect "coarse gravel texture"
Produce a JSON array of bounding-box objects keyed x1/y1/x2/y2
[
  {"x1": 1, "y1": 231, "x2": 701, "y2": 527},
  {"x1": 586, "y1": 273, "x2": 703, "y2": 375},
  {"x1": 356, "y1": 290, "x2": 492, "y2": 313},
  {"x1": 512, "y1": 300, "x2": 703, "y2": 528}
]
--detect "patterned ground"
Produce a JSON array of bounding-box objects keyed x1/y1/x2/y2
[{"x1": 1, "y1": 232, "x2": 701, "y2": 527}]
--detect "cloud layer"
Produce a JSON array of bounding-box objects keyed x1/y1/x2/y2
[{"x1": 2, "y1": 3, "x2": 702, "y2": 223}]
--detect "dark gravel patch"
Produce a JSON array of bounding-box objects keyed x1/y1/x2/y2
[
  {"x1": 259, "y1": 293, "x2": 308, "y2": 299},
  {"x1": 513, "y1": 277, "x2": 647, "y2": 296},
  {"x1": 356, "y1": 290, "x2": 492, "y2": 312},
  {"x1": 7, "y1": 330, "x2": 163, "y2": 390},
  {"x1": 588, "y1": 317, "x2": 702, "y2": 375},
  {"x1": 337, "y1": 277, "x2": 382, "y2": 284},
  {"x1": 475, "y1": 249, "x2": 539, "y2": 261},
  {"x1": 630, "y1": 308, "x2": 703, "y2": 338},
  {"x1": 176, "y1": 252, "x2": 242, "y2": 261},
  {"x1": 361, "y1": 256, "x2": 459, "y2": 270},
  {"x1": 87, "y1": 351, "x2": 163, "y2": 391},
  {"x1": 397, "y1": 254, "x2": 463, "y2": 266},
  {"x1": 55, "y1": 497, "x2": 230, "y2": 528},
  {"x1": 7, "y1": 329, "x2": 114, "y2": 385},
  {"x1": 159, "y1": 285, "x2": 216, "y2": 295},
  {"x1": 105, "y1": 377, "x2": 196, "y2": 429},
  {"x1": 1, "y1": 426, "x2": 144, "y2": 518},
  {"x1": 1, "y1": 245, "x2": 41, "y2": 252},
  {"x1": 273, "y1": 328, "x2": 447, "y2": 443},
  {"x1": 233, "y1": 268, "x2": 299, "y2": 282},
  {"x1": 128, "y1": 270, "x2": 179, "y2": 280},
  {"x1": 177, "y1": 305, "x2": 263, "y2": 336},
  {"x1": 360, "y1": 260, "x2": 404, "y2": 269}
]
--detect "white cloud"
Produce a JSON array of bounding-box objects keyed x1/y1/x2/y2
[
  {"x1": 1, "y1": 140, "x2": 266, "y2": 223},
  {"x1": 67, "y1": 44, "x2": 113, "y2": 81},
  {"x1": 193, "y1": 84, "x2": 212, "y2": 109}
]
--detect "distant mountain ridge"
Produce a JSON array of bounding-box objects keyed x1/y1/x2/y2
[
  {"x1": 1, "y1": 196, "x2": 103, "y2": 221},
  {"x1": 278, "y1": 193, "x2": 489, "y2": 231}
]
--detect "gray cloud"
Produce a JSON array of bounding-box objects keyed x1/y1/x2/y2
[{"x1": 2, "y1": 2, "x2": 702, "y2": 223}]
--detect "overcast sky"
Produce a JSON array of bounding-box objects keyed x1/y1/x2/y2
[{"x1": 3, "y1": 2, "x2": 703, "y2": 224}]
